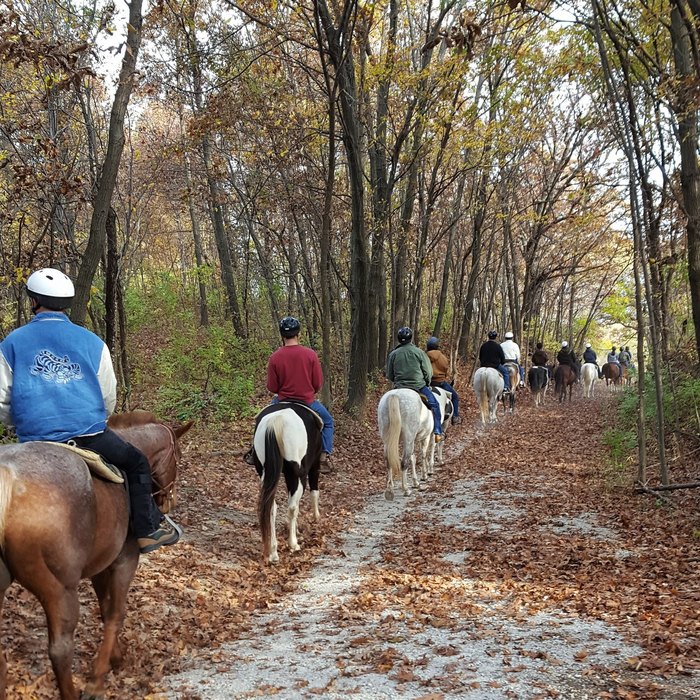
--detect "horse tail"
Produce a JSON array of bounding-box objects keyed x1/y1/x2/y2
[
  {"x1": 385, "y1": 394, "x2": 402, "y2": 479},
  {"x1": 0, "y1": 468, "x2": 14, "y2": 546},
  {"x1": 479, "y1": 374, "x2": 489, "y2": 420},
  {"x1": 258, "y1": 415, "x2": 285, "y2": 558},
  {"x1": 554, "y1": 367, "x2": 563, "y2": 396}
]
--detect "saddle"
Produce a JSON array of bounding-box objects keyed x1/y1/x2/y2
[
  {"x1": 46, "y1": 442, "x2": 124, "y2": 484},
  {"x1": 255, "y1": 401, "x2": 324, "y2": 430}
]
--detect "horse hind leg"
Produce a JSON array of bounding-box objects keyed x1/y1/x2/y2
[
  {"x1": 0, "y1": 585, "x2": 7, "y2": 699},
  {"x1": 41, "y1": 582, "x2": 81, "y2": 700},
  {"x1": 286, "y1": 476, "x2": 304, "y2": 553},
  {"x1": 84, "y1": 552, "x2": 139, "y2": 699}
]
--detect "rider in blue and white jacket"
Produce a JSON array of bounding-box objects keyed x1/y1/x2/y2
[{"x1": 0, "y1": 268, "x2": 180, "y2": 554}]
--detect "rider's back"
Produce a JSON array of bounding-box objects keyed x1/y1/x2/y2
[{"x1": 387, "y1": 343, "x2": 431, "y2": 389}]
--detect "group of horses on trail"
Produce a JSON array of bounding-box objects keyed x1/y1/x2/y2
[{"x1": 0, "y1": 351, "x2": 636, "y2": 699}]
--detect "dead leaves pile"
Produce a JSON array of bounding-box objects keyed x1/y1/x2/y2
[{"x1": 2, "y1": 388, "x2": 699, "y2": 698}]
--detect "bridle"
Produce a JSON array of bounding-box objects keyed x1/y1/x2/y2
[{"x1": 150, "y1": 424, "x2": 178, "y2": 513}]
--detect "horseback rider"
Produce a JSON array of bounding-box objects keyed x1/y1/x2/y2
[
  {"x1": 531, "y1": 341, "x2": 549, "y2": 367},
  {"x1": 556, "y1": 341, "x2": 580, "y2": 381},
  {"x1": 618, "y1": 346, "x2": 631, "y2": 369},
  {"x1": 386, "y1": 327, "x2": 444, "y2": 442},
  {"x1": 607, "y1": 346, "x2": 620, "y2": 365},
  {"x1": 500, "y1": 331, "x2": 525, "y2": 388},
  {"x1": 245, "y1": 316, "x2": 335, "y2": 472},
  {"x1": 426, "y1": 336, "x2": 461, "y2": 425},
  {"x1": 478, "y1": 330, "x2": 511, "y2": 394},
  {"x1": 583, "y1": 342, "x2": 601, "y2": 378},
  {"x1": 0, "y1": 268, "x2": 181, "y2": 554}
]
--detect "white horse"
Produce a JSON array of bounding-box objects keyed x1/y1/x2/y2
[
  {"x1": 378, "y1": 388, "x2": 435, "y2": 500},
  {"x1": 473, "y1": 367, "x2": 504, "y2": 426},
  {"x1": 581, "y1": 362, "x2": 598, "y2": 398}
]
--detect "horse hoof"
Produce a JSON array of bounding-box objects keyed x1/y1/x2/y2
[
  {"x1": 385, "y1": 489, "x2": 394, "y2": 501},
  {"x1": 268, "y1": 553, "x2": 279, "y2": 564},
  {"x1": 403, "y1": 489, "x2": 412, "y2": 497}
]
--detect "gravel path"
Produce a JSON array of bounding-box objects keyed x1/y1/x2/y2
[{"x1": 165, "y1": 412, "x2": 696, "y2": 700}]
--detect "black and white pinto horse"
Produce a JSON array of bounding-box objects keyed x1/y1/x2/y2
[
  {"x1": 377, "y1": 387, "x2": 450, "y2": 501},
  {"x1": 473, "y1": 367, "x2": 504, "y2": 426},
  {"x1": 528, "y1": 365, "x2": 548, "y2": 407},
  {"x1": 251, "y1": 402, "x2": 322, "y2": 564},
  {"x1": 432, "y1": 386, "x2": 453, "y2": 469}
]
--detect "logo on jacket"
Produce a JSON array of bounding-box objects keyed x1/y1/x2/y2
[{"x1": 30, "y1": 349, "x2": 83, "y2": 384}]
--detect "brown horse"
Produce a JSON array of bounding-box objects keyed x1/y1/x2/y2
[
  {"x1": 554, "y1": 364, "x2": 576, "y2": 402},
  {"x1": 602, "y1": 362, "x2": 623, "y2": 391},
  {"x1": 0, "y1": 410, "x2": 192, "y2": 700}
]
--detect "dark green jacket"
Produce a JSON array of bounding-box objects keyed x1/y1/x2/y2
[{"x1": 386, "y1": 343, "x2": 432, "y2": 389}]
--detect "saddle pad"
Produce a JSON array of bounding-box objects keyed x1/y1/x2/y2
[
  {"x1": 45, "y1": 442, "x2": 124, "y2": 484},
  {"x1": 255, "y1": 402, "x2": 324, "y2": 430}
]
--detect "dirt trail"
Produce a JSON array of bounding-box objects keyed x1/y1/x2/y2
[{"x1": 165, "y1": 392, "x2": 700, "y2": 700}]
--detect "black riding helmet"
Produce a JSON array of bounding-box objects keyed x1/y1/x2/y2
[
  {"x1": 397, "y1": 327, "x2": 413, "y2": 344},
  {"x1": 279, "y1": 316, "x2": 301, "y2": 338},
  {"x1": 427, "y1": 336, "x2": 439, "y2": 350},
  {"x1": 487, "y1": 330, "x2": 497, "y2": 339}
]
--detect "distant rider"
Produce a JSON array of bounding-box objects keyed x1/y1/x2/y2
[
  {"x1": 478, "y1": 330, "x2": 510, "y2": 394},
  {"x1": 531, "y1": 342, "x2": 549, "y2": 368},
  {"x1": 426, "y1": 336, "x2": 461, "y2": 425},
  {"x1": 387, "y1": 327, "x2": 444, "y2": 443},
  {"x1": 500, "y1": 331, "x2": 524, "y2": 388},
  {"x1": 583, "y1": 342, "x2": 601, "y2": 378}
]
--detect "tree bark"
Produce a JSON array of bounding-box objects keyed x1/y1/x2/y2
[
  {"x1": 72, "y1": 0, "x2": 143, "y2": 325},
  {"x1": 670, "y1": 1, "x2": 700, "y2": 364}
]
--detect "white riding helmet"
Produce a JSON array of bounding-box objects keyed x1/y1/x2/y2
[
  {"x1": 585, "y1": 342, "x2": 591, "y2": 348},
  {"x1": 505, "y1": 331, "x2": 514, "y2": 339},
  {"x1": 561, "y1": 341, "x2": 568, "y2": 348},
  {"x1": 26, "y1": 268, "x2": 75, "y2": 310}
]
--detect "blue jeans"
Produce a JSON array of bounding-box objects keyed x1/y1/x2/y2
[
  {"x1": 497, "y1": 365, "x2": 511, "y2": 390},
  {"x1": 432, "y1": 380, "x2": 459, "y2": 418},
  {"x1": 419, "y1": 386, "x2": 443, "y2": 435},
  {"x1": 271, "y1": 397, "x2": 334, "y2": 454}
]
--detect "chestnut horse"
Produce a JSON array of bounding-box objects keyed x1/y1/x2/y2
[
  {"x1": 602, "y1": 362, "x2": 623, "y2": 391},
  {"x1": 0, "y1": 410, "x2": 192, "y2": 700},
  {"x1": 554, "y1": 364, "x2": 576, "y2": 402}
]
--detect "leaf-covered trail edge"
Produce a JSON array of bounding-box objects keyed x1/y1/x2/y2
[{"x1": 2, "y1": 385, "x2": 699, "y2": 699}]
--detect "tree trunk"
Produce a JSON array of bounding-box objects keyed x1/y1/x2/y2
[
  {"x1": 71, "y1": 0, "x2": 143, "y2": 325},
  {"x1": 670, "y1": 1, "x2": 700, "y2": 364}
]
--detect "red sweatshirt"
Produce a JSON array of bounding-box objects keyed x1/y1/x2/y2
[{"x1": 267, "y1": 344, "x2": 323, "y2": 404}]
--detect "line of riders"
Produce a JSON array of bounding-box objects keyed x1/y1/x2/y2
[
  {"x1": 244, "y1": 321, "x2": 637, "y2": 471},
  {"x1": 2, "y1": 268, "x2": 634, "y2": 566}
]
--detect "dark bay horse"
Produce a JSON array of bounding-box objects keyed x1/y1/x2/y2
[
  {"x1": 251, "y1": 403, "x2": 322, "y2": 564},
  {"x1": 0, "y1": 410, "x2": 192, "y2": 700},
  {"x1": 528, "y1": 366, "x2": 548, "y2": 407},
  {"x1": 602, "y1": 362, "x2": 623, "y2": 391},
  {"x1": 554, "y1": 364, "x2": 576, "y2": 402}
]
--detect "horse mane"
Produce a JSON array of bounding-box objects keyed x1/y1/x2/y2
[{"x1": 107, "y1": 409, "x2": 162, "y2": 429}]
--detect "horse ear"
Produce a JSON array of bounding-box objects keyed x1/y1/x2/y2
[{"x1": 173, "y1": 420, "x2": 194, "y2": 438}]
